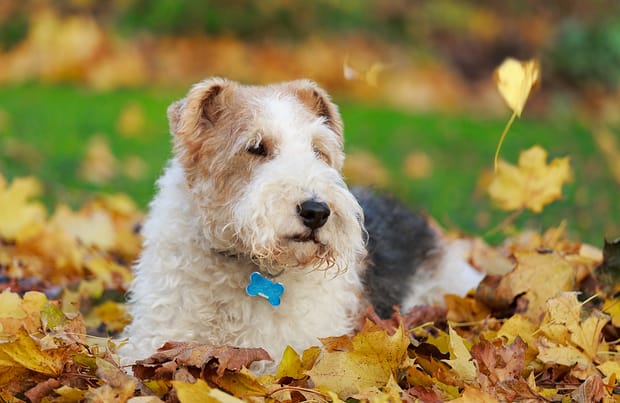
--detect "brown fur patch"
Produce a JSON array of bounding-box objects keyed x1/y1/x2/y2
[{"x1": 169, "y1": 78, "x2": 345, "y2": 203}]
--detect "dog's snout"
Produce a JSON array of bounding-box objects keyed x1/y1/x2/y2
[{"x1": 297, "y1": 200, "x2": 331, "y2": 229}]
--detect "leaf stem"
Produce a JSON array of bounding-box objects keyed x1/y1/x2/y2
[
  {"x1": 494, "y1": 111, "x2": 518, "y2": 172},
  {"x1": 484, "y1": 207, "x2": 525, "y2": 238}
]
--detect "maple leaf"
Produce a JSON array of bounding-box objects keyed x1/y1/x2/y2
[
  {"x1": 481, "y1": 251, "x2": 576, "y2": 323},
  {"x1": 133, "y1": 342, "x2": 271, "y2": 380},
  {"x1": 488, "y1": 145, "x2": 572, "y2": 213},
  {"x1": 307, "y1": 321, "x2": 409, "y2": 398},
  {"x1": 441, "y1": 324, "x2": 476, "y2": 383},
  {"x1": 0, "y1": 175, "x2": 46, "y2": 240}
]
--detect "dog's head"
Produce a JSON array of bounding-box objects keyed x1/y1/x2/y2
[{"x1": 168, "y1": 78, "x2": 365, "y2": 275}]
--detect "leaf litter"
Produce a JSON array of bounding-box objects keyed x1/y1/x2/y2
[
  {"x1": 0, "y1": 57, "x2": 618, "y2": 402},
  {"x1": 0, "y1": 169, "x2": 618, "y2": 402}
]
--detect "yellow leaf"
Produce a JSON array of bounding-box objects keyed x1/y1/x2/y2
[
  {"x1": 442, "y1": 324, "x2": 476, "y2": 382},
  {"x1": 172, "y1": 379, "x2": 243, "y2": 403},
  {"x1": 536, "y1": 336, "x2": 590, "y2": 368},
  {"x1": 342, "y1": 150, "x2": 390, "y2": 187},
  {"x1": 451, "y1": 386, "x2": 500, "y2": 403},
  {"x1": 214, "y1": 368, "x2": 268, "y2": 398},
  {"x1": 85, "y1": 301, "x2": 131, "y2": 333},
  {"x1": 488, "y1": 145, "x2": 572, "y2": 213},
  {"x1": 402, "y1": 151, "x2": 433, "y2": 180},
  {"x1": 497, "y1": 314, "x2": 539, "y2": 361},
  {"x1": 0, "y1": 329, "x2": 66, "y2": 377},
  {"x1": 79, "y1": 135, "x2": 118, "y2": 185},
  {"x1": 52, "y1": 204, "x2": 116, "y2": 250},
  {"x1": 498, "y1": 252, "x2": 575, "y2": 323},
  {"x1": 116, "y1": 102, "x2": 146, "y2": 137},
  {"x1": 494, "y1": 58, "x2": 540, "y2": 117},
  {"x1": 541, "y1": 293, "x2": 609, "y2": 359},
  {"x1": 0, "y1": 175, "x2": 46, "y2": 240},
  {"x1": 307, "y1": 322, "x2": 409, "y2": 398},
  {"x1": 275, "y1": 346, "x2": 303, "y2": 379},
  {"x1": 603, "y1": 298, "x2": 620, "y2": 327},
  {"x1": 597, "y1": 361, "x2": 620, "y2": 382}
]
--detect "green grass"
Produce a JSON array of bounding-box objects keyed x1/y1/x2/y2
[{"x1": 0, "y1": 84, "x2": 617, "y2": 245}]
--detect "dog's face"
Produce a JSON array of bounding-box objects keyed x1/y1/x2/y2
[{"x1": 168, "y1": 78, "x2": 365, "y2": 275}]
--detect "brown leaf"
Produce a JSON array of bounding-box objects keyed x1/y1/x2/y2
[
  {"x1": 24, "y1": 378, "x2": 61, "y2": 403},
  {"x1": 471, "y1": 337, "x2": 526, "y2": 384},
  {"x1": 133, "y1": 342, "x2": 271, "y2": 379},
  {"x1": 571, "y1": 375, "x2": 606, "y2": 403}
]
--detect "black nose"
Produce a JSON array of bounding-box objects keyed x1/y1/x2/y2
[{"x1": 297, "y1": 200, "x2": 331, "y2": 229}]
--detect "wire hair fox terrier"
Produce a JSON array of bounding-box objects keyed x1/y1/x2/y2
[{"x1": 120, "y1": 78, "x2": 484, "y2": 369}]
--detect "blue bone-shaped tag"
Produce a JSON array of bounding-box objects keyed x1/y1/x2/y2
[{"x1": 246, "y1": 272, "x2": 285, "y2": 306}]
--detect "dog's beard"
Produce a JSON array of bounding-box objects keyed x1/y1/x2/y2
[{"x1": 250, "y1": 237, "x2": 341, "y2": 276}]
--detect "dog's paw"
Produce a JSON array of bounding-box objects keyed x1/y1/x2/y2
[{"x1": 245, "y1": 272, "x2": 284, "y2": 306}]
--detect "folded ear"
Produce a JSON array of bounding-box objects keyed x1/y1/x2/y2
[
  {"x1": 167, "y1": 77, "x2": 236, "y2": 137},
  {"x1": 290, "y1": 80, "x2": 343, "y2": 138}
]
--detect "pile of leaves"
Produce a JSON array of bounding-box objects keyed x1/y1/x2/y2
[
  {"x1": 1, "y1": 60, "x2": 619, "y2": 402},
  {"x1": 0, "y1": 169, "x2": 619, "y2": 402}
]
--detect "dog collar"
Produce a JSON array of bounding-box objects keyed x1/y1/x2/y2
[{"x1": 246, "y1": 272, "x2": 284, "y2": 306}]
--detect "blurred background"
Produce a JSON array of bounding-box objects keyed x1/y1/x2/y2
[{"x1": 0, "y1": 0, "x2": 618, "y2": 244}]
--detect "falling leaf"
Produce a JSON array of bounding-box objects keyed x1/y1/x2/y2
[
  {"x1": 0, "y1": 175, "x2": 46, "y2": 240},
  {"x1": 307, "y1": 321, "x2": 409, "y2": 398},
  {"x1": 442, "y1": 325, "x2": 476, "y2": 382},
  {"x1": 494, "y1": 58, "x2": 540, "y2": 117},
  {"x1": 488, "y1": 145, "x2": 572, "y2": 213}
]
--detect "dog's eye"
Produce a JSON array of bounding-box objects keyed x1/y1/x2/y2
[{"x1": 247, "y1": 141, "x2": 268, "y2": 157}]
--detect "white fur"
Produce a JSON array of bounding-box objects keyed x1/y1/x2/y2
[
  {"x1": 121, "y1": 88, "x2": 365, "y2": 370},
  {"x1": 402, "y1": 239, "x2": 485, "y2": 309},
  {"x1": 120, "y1": 79, "x2": 483, "y2": 372}
]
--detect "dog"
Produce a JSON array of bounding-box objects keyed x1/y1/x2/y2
[{"x1": 120, "y1": 78, "x2": 483, "y2": 370}]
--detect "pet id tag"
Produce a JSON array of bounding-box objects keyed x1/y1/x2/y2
[{"x1": 246, "y1": 272, "x2": 285, "y2": 306}]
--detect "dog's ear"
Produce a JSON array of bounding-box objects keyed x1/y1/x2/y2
[
  {"x1": 168, "y1": 77, "x2": 235, "y2": 137},
  {"x1": 290, "y1": 81, "x2": 343, "y2": 138}
]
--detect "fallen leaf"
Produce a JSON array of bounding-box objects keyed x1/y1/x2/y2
[
  {"x1": 442, "y1": 325, "x2": 476, "y2": 382},
  {"x1": 490, "y1": 251, "x2": 576, "y2": 322},
  {"x1": 0, "y1": 175, "x2": 46, "y2": 240},
  {"x1": 571, "y1": 375, "x2": 606, "y2": 403},
  {"x1": 307, "y1": 321, "x2": 409, "y2": 398},
  {"x1": 173, "y1": 379, "x2": 243, "y2": 403},
  {"x1": 79, "y1": 135, "x2": 118, "y2": 185},
  {"x1": 450, "y1": 386, "x2": 499, "y2": 403},
  {"x1": 133, "y1": 342, "x2": 271, "y2": 379},
  {"x1": 471, "y1": 337, "x2": 525, "y2": 384},
  {"x1": 488, "y1": 145, "x2": 572, "y2": 213}
]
